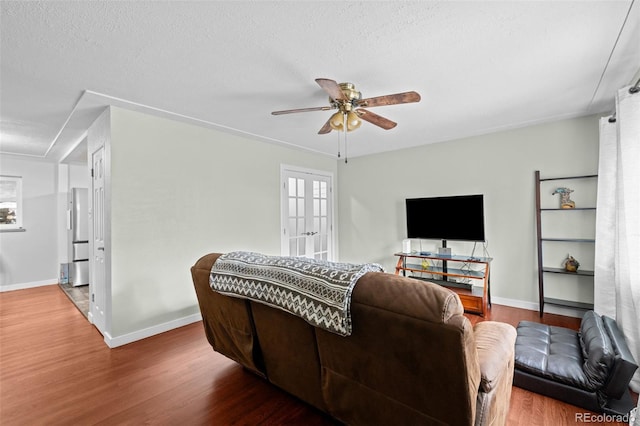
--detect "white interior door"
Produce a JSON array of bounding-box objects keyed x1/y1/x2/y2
[
  {"x1": 90, "y1": 146, "x2": 106, "y2": 333},
  {"x1": 281, "y1": 168, "x2": 333, "y2": 261}
]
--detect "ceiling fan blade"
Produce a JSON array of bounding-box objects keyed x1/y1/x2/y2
[
  {"x1": 315, "y1": 78, "x2": 347, "y2": 102},
  {"x1": 355, "y1": 109, "x2": 397, "y2": 130},
  {"x1": 272, "y1": 106, "x2": 332, "y2": 115},
  {"x1": 357, "y1": 91, "x2": 421, "y2": 108},
  {"x1": 318, "y1": 118, "x2": 333, "y2": 134}
]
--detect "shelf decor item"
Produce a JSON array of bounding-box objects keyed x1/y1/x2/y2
[
  {"x1": 552, "y1": 187, "x2": 576, "y2": 209},
  {"x1": 563, "y1": 254, "x2": 580, "y2": 272}
]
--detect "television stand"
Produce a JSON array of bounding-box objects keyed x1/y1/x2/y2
[{"x1": 394, "y1": 252, "x2": 492, "y2": 316}]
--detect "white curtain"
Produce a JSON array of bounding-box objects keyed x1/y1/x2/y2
[{"x1": 595, "y1": 85, "x2": 640, "y2": 393}]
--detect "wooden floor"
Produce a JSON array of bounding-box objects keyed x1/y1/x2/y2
[{"x1": 0, "y1": 285, "x2": 635, "y2": 425}]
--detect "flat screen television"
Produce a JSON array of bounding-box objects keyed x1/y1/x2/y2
[{"x1": 405, "y1": 194, "x2": 485, "y2": 242}]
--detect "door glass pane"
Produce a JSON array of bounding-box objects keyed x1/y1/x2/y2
[
  {"x1": 288, "y1": 198, "x2": 296, "y2": 217},
  {"x1": 297, "y1": 198, "x2": 304, "y2": 216},
  {"x1": 297, "y1": 179, "x2": 304, "y2": 197},
  {"x1": 288, "y1": 178, "x2": 296, "y2": 197}
]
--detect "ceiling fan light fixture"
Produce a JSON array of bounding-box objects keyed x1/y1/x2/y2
[
  {"x1": 345, "y1": 111, "x2": 361, "y2": 131},
  {"x1": 329, "y1": 111, "x2": 362, "y2": 132},
  {"x1": 329, "y1": 111, "x2": 344, "y2": 131}
]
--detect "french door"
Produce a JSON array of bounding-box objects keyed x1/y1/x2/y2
[
  {"x1": 90, "y1": 146, "x2": 106, "y2": 333},
  {"x1": 281, "y1": 167, "x2": 334, "y2": 261}
]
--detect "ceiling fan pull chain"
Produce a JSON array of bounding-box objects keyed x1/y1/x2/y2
[
  {"x1": 345, "y1": 139, "x2": 348, "y2": 164},
  {"x1": 343, "y1": 113, "x2": 348, "y2": 164}
]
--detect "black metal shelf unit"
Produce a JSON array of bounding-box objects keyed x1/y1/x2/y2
[{"x1": 534, "y1": 171, "x2": 597, "y2": 316}]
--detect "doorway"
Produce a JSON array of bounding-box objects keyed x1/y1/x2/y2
[
  {"x1": 58, "y1": 283, "x2": 90, "y2": 318},
  {"x1": 281, "y1": 166, "x2": 334, "y2": 261}
]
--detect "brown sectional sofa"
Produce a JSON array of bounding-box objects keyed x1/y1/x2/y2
[{"x1": 192, "y1": 253, "x2": 517, "y2": 425}]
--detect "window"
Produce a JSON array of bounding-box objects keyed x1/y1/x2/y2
[{"x1": 0, "y1": 176, "x2": 23, "y2": 231}]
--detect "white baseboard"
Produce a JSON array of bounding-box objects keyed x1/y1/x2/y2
[
  {"x1": 492, "y1": 296, "x2": 585, "y2": 318},
  {"x1": 0, "y1": 279, "x2": 58, "y2": 292},
  {"x1": 99, "y1": 298, "x2": 582, "y2": 349},
  {"x1": 491, "y1": 296, "x2": 538, "y2": 312},
  {"x1": 103, "y1": 312, "x2": 203, "y2": 348}
]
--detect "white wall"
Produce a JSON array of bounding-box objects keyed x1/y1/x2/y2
[
  {"x1": 0, "y1": 156, "x2": 59, "y2": 289},
  {"x1": 337, "y1": 115, "x2": 600, "y2": 313},
  {"x1": 107, "y1": 107, "x2": 338, "y2": 338}
]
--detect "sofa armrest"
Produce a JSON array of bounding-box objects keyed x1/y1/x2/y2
[
  {"x1": 473, "y1": 321, "x2": 517, "y2": 426},
  {"x1": 601, "y1": 315, "x2": 639, "y2": 399},
  {"x1": 474, "y1": 321, "x2": 517, "y2": 392},
  {"x1": 191, "y1": 253, "x2": 265, "y2": 377}
]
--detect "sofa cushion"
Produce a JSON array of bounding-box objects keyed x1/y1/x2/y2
[
  {"x1": 250, "y1": 301, "x2": 328, "y2": 411},
  {"x1": 514, "y1": 321, "x2": 593, "y2": 390},
  {"x1": 579, "y1": 311, "x2": 615, "y2": 389}
]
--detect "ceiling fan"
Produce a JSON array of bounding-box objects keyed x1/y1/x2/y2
[{"x1": 271, "y1": 78, "x2": 421, "y2": 134}]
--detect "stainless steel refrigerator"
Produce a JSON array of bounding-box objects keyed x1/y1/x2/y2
[{"x1": 69, "y1": 188, "x2": 89, "y2": 286}]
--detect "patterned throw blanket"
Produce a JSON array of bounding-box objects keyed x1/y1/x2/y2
[{"x1": 210, "y1": 251, "x2": 384, "y2": 336}]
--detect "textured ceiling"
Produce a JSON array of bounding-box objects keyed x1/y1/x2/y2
[{"x1": 1, "y1": 1, "x2": 639, "y2": 163}]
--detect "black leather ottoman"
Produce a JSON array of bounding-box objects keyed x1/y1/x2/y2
[{"x1": 513, "y1": 311, "x2": 637, "y2": 415}]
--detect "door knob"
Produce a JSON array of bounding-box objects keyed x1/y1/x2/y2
[{"x1": 302, "y1": 231, "x2": 318, "y2": 236}]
